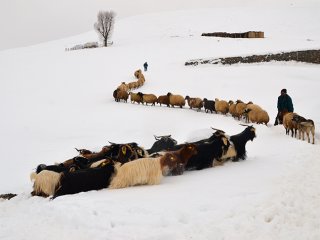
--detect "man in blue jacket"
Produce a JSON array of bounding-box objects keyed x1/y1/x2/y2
[
  {"x1": 143, "y1": 62, "x2": 148, "y2": 71},
  {"x1": 274, "y1": 88, "x2": 294, "y2": 125}
]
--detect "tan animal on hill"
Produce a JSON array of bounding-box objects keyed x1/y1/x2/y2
[
  {"x1": 134, "y1": 69, "x2": 142, "y2": 78},
  {"x1": 117, "y1": 82, "x2": 129, "y2": 92}
]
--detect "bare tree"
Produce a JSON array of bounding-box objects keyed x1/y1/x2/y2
[{"x1": 94, "y1": 10, "x2": 115, "y2": 47}]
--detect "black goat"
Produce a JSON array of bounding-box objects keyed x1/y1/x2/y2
[
  {"x1": 185, "y1": 135, "x2": 230, "y2": 170},
  {"x1": 105, "y1": 142, "x2": 148, "y2": 163},
  {"x1": 35, "y1": 156, "x2": 89, "y2": 174},
  {"x1": 192, "y1": 129, "x2": 226, "y2": 145},
  {"x1": 229, "y1": 125, "x2": 256, "y2": 161},
  {"x1": 52, "y1": 161, "x2": 115, "y2": 198},
  {"x1": 147, "y1": 135, "x2": 178, "y2": 154},
  {"x1": 203, "y1": 98, "x2": 216, "y2": 113}
]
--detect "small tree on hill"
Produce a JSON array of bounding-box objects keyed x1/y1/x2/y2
[{"x1": 94, "y1": 10, "x2": 115, "y2": 47}]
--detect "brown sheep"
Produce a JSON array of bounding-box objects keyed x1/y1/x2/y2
[
  {"x1": 138, "y1": 92, "x2": 157, "y2": 106},
  {"x1": 234, "y1": 100, "x2": 253, "y2": 120},
  {"x1": 167, "y1": 92, "x2": 185, "y2": 108},
  {"x1": 157, "y1": 95, "x2": 170, "y2": 107},
  {"x1": 228, "y1": 100, "x2": 237, "y2": 118},
  {"x1": 137, "y1": 78, "x2": 144, "y2": 87},
  {"x1": 244, "y1": 109, "x2": 269, "y2": 126},
  {"x1": 283, "y1": 112, "x2": 298, "y2": 137},
  {"x1": 127, "y1": 82, "x2": 135, "y2": 90},
  {"x1": 234, "y1": 100, "x2": 247, "y2": 120},
  {"x1": 185, "y1": 96, "x2": 203, "y2": 111},
  {"x1": 129, "y1": 92, "x2": 143, "y2": 104},
  {"x1": 113, "y1": 89, "x2": 129, "y2": 102},
  {"x1": 246, "y1": 103, "x2": 263, "y2": 112},
  {"x1": 215, "y1": 98, "x2": 229, "y2": 115},
  {"x1": 132, "y1": 82, "x2": 139, "y2": 89},
  {"x1": 117, "y1": 82, "x2": 129, "y2": 92},
  {"x1": 134, "y1": 69, "x2": 142, "y2": 78},
  {"x1": 139, "y1": 75, "x2": 145, "y2": 83}
]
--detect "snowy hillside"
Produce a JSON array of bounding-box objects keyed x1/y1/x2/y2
[{"x1": 0, "y1": 3, "x2": 320, "y2": 240}]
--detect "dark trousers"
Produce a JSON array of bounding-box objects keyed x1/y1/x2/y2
[{"x1": 274, "y1": 111, "x2": 286, "y2": 125}]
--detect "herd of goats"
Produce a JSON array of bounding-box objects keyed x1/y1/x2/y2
[{"x1": 30, "y1": 125, "x2": 256, "y2": 199}]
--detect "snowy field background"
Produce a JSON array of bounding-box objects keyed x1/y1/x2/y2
[{"x1": 1, "y1": 1, "x2": 320, "y2": 239}]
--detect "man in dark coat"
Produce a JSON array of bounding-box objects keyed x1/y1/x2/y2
[
  {"x1": 274, "y1": 88, "x2": 294, "y2": 125},
  {"x1": 143, "y1": 62, "x2": 148, "y2": 71}
]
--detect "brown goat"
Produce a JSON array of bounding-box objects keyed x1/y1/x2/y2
[{"x1": 165, "y1": 143, "x2": 198, "y2": 175}]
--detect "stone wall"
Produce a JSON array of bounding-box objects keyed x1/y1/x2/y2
[
  {"x1": 201, "y1": 31, "x2": 264, "y2": 38},
  {"x1": 185, "y1": 49, "x2": 320, "y2": 66}
]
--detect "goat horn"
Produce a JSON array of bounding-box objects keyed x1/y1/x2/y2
[
  {"x1": 154, "y1": 135, "x2": 160, "y2": 140},
  {"x1": 211, "y1": 127, "x2": 225, "y2": 133},
  {"x1": 108, "y1": 141, "x2": 116, "y2": 145},
  {"x1": 75, "y1": 148, "x2": 80, "y2": 152},
  {"x1": 239, "y1": 124, "x2": 250, "y2": 127}
]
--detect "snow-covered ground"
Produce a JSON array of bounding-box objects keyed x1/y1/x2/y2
[{"x1": 0, "y1": 2, "x2": 320, "y2": 240}]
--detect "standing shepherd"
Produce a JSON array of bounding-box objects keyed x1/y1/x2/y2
[
  {"x1": 274, "y1": 88, "x2": 294, "y2": 125},
  {"x1": 143, "y1": 62, "x2": 148, "y2": 71}
]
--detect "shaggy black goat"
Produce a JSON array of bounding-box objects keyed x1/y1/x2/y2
[
  {"x1": 52, "y1": 160, "x2": 115, "y2": 198},
  {"x1": 35, "y1": 156, "x2": 89, "y2": 174},
  {"x1": 229, "y1": 125, "x2": 256, "y2": 161},
  {"x1": 185, "y1": 135, "x2": 230, "y2": 170},
  {"x1": 147, "y1": 135, "x2": 178, "y2": 154}
]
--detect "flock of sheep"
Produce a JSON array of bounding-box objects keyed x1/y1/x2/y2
[
  {"x1": 113, "y1": 69, "x2": 270, "y2": 126},
  {"x1": 113, "y1": 69, "x2": 316, "y2": 145}
]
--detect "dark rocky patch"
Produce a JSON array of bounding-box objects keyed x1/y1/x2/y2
[
  {"x1": 0, "y1": 193, "x2": 17, "y2": 200},
  {"x1": 185, "y1": 49, "x2": 320, "y2": 66}
]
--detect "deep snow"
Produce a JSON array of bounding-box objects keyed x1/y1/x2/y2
[{"x1": 0, "y1": 3, "x2": 320, "y2": 240}]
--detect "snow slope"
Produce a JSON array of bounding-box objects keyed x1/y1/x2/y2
[{"x1": 0, "y1": 4, "x2": 320, "y2": 240}]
